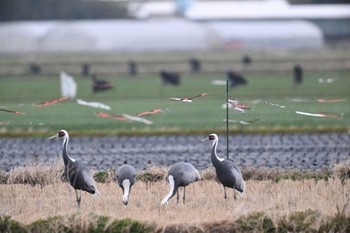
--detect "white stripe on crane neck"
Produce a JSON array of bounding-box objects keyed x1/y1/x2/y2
[
  {"x1": 161, "y1": 175, "x2": 175, "y2": 205},
  {"x1": 63, "y1": 136, "x2": 76, "y2": 162},
  {"x1": 212, "y1": 138, "x2": 224, "y2": 162},
  {"x1": 122, "y1": 179, "x2": 131, "y2": 204}
]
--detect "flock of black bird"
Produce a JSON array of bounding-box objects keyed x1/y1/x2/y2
[{"x1": 92, "y1": 68, "x2": 252, "y2": 92}]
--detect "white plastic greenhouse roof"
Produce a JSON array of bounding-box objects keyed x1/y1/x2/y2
[{"x1": 0, "y1": 19, "x2": 323, "y2": 53}]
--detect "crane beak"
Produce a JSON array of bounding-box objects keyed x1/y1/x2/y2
[
  {"x1": 47, "y1": 133, "x2": 58, "y2": 140},
  {"x1": 200, "y1": 137, "x2": 208, "y2": 142}
]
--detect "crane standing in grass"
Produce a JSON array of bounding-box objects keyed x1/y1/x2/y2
[
  {"x1": 203, "y1": 133, "x2": 245, "y2": 200},
  {"x1": 116, "y1": 164, "x2": 137, "y2": 205},
  {"x1": 49, "y1": 130, "x2": 100, "y2": 208},
  {"x1": 161, "y1": 162, "x2": 201, "y2": 205}
]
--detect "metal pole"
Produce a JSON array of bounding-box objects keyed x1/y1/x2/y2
[{"x1": 226, "y1": 79, "x2": 229, "y2": 159}]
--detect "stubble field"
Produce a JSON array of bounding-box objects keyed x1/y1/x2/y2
[
  {"x1": 1, "y1": 179, "x2": 349, "y2": 225},
  {"x1": 1, "y1": 163, "x2": 350, "y2": 232}
]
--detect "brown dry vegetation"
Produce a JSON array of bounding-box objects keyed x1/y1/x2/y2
[
  {"x1": 1, "y1": 175, "x2": 349, "y2": 226},
  {"x1": 1, "y1": 161, "x2": 350, "y2": 232}
]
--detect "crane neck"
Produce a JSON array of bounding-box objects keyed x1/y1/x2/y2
[
  {"x1": 211, "y1": 138, "x2": 224, "y2": 166},
  {"x1": 161, "y1": 175, "x2": 177, "y2": 205},
  {"x1": 62, "y1": 135, "x2": 75, "y2": 165},
  {"x1": 122, "y1": 179, "x2": 131, "y2": 204}
]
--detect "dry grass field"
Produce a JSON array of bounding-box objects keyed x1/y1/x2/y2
[
  {"x1": 1, "y1": 179, "x2": 349, "y2": 224},
  {"x1": 1, "y1": 163, "x2": 350, "y2": 232}
]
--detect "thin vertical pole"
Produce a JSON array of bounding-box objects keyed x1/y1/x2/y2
[{"x1": 226, "y1": 79, "x2": 229, "y2": 159}]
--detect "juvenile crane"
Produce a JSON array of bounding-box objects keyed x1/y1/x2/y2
[
  {"x1": 116, "y1": 164, "x2": 137, "y2": 205},
  {"x1": 49, "y1": 130, "x2": 100, "y2": 208},
  {"x1": 161, "y1": 162, "x2": 201, "y2": 205},
  {"x1": 204, "y1": 133, "x2": 245, "y2": 200}
]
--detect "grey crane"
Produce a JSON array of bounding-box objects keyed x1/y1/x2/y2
[
  {"x1": 204, "y1": 133, "x2": 245, "y2": 200},
  {"x1": 49, "y1": 130, "x2": 100, "y2": 208},
  {"x1": 161, "y1": 162, "x2": 201, "y2": 205},
  {"x1": 116, "y1": 164, "x2": 137, "y2": 205}
]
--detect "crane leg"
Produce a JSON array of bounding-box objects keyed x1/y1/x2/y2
[
  {"x1": 224, "y1": 186, "x2": 227, "y2": 199},
  {"x1": 233, "y1": 189, "x2": 237, "y2": 200},
  {"x1": 183, "y1": 187, "x2": 186, "y2": 204},
  {"x1": 176, "y1": 191, "x2": 179, "y2": 204},
  {"x1": 75, "y1": 189, "x2": 81, "y2": 208}
]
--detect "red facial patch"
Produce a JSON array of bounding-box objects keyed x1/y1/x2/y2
[{"x1": 58, "y1": 131, "x2": 65, "y2": 137}]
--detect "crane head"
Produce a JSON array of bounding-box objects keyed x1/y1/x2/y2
[
  {"x1": 58, "y1": 130, "x2": 67, "y2": 138},
  {"x1": 201, "y1": 133, "x2": 218, "y2": 142},
  {"x1": 209, "y1": 134, "x2": 218, "y2": 141},
  {"x1": 48, "y1": 129, "x2": 69, "y2": 139}
]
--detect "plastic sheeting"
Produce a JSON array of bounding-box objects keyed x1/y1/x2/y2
[{"x1": 0, "y1": 19, "x2": 324, "y2": 52}]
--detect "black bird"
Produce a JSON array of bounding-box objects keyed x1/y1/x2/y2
[
  {"x1": 92, "y1": 74, "x2": 113, "y2": 92},
  {"x1": 293, "y1": 64, "x2": 303, "y2": 85},
  {"x1": 227, "y1": 71, "x2": 247, "y2": 88},
  {"x1": 161, "y1": 162, "x2": 201, "y2": 205},
  {"x1": 160, "y1": 70, "x2": 181, "y2": 86},
  {"x1": 49, "y1": 130, "x2": 100, "y2": 208},
  {"x1": 204, "y1": 133, "x2": 245, "y2": 200},
  {"x1": 116, "y1": 164, "x2": 137, "y2": 205}
]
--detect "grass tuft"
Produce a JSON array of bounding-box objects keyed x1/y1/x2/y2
[
  {"x1": 7, "y1": 161, "x2": 64, "y2": 186},
  {"x1": 242, "y1": 167, "x2": 332, "y2": 183},
  {"x1": 0, "y1": 170, "x2": 9, "y2": 184},
  {"x1": 106, "y1": 218, "x2": 155, "y2": 233},
  {"x1": 333, "y1": 160, "x2": 350, "y2": 185},
  {"x1": 274, "y1": 170, "x2": 332, "y2": 183},
  {"x1": 236, "y1": 212, "x2": 276, "y2": 233},
  {"x1": 277, "y1": 210, "x2": 320, "y2": 233},
  {"x1": 243, "y1": 167, "x2": 283, "y2": 181},
  {"x1": 29, "y1": 216, "x2": 70, "y2": 233},
  {"x1": 157, "y1": 224, "x2": 203, "y2": 233},
  {"x1": 88, "y1": 215, "x2": 109, "y2": 233},
  {"x1": 93, "y1": 169, "x2": 115, "y2": 183},
  {"x1": 0, "y1": 216, "x2": 27, "y2": 233},
  {"x1": 200, "y1": 168, "x2": 217, "y2": 181},
  {"x1": 318, "y1": 214, "x2": 350, "y2": 233},
  {"x1": 137, "y1": 167, "x2": 166, "y2": 183}
]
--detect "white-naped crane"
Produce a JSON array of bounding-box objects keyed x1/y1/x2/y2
[
  {"x1": 203, "y1": 133, "x2": 245, "y2": 200},
  {"x1": 48, "y1": 130, "x2": 100, "y2": 208},
  {"x1": 116, "y1": 164, "x2": 137, "y2": 205},
  {"x1": 161, "y1": 162, "x2": 201, "y2": 205}
]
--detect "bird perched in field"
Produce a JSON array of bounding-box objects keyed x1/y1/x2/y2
[
  {"x1": 161, "y1": 162, "x2": 201, "y2": 205},
  {"x1": 227, "y1": 71, "x2": 247, "y2": 88},
  {"x1": 48, "y1": 130, "x2": 100, "y2": 208},
  {"x1": 160, "y1": 70, "x2": 181, "y2": 86},
  {"x1": 92, "y1": 74, "x2": 113, "y2": 92},
  {"x1": 116, "y1": 164, "x2": 137, "y2": 205},
  {"x1": 203, "y1": 133, "x2": 245, "y2": 200}
]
